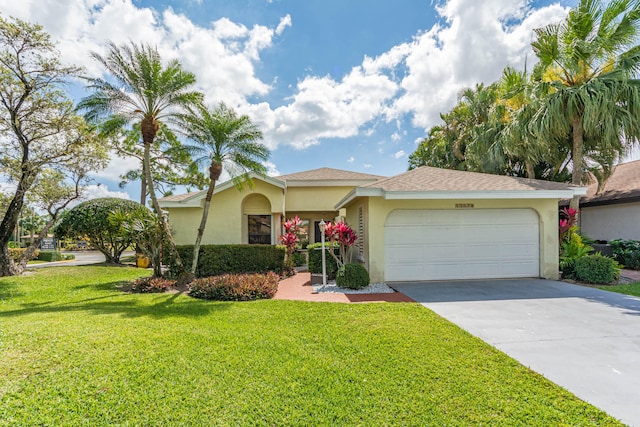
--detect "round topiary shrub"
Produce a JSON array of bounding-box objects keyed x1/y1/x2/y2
[
  {"x1": 575, "y1": 254, "x2": 619, "y2": 284},
  {"x1": 336, "y1": 263, "x2": 370, "y2": 290}
]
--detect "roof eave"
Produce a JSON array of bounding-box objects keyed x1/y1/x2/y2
[{"x1": 286, "y1": 179, "x2": 381, "y2": 187}]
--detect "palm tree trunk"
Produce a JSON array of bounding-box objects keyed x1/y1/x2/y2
[
  {"x1": 525, "y1": 161, "x2": 536, "y2": 179},
  {"x1": 570, "y1": 116, "x2": 584, "y2": 210},
  {"x1": 191, "y1": 180, "x2": 216, "y2": 274},
  {"x1": 143, "y1": 139, "x2": 186, "y2": 279}
]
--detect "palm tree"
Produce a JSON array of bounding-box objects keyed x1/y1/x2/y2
[
  {"x1": 78, "y1": 41, "x2": 203, "y2": 277},
  {"x1": 530, "y1": 0, "x2": 640, "y2": 208},
  {"x1": 178, "y1": 102, "x2": 269, "y2": 274}
]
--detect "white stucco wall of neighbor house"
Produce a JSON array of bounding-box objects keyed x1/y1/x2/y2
[{"x1": 580, "y1": 202, "x2": 640, "y2": 241}]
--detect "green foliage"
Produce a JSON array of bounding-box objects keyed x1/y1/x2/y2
[
  {"x1": 188, "y1": 272, "x2": 279, "y2": 301},
  {"x1": 55, "y1": 198, "x2": 148, "y2": 264},
  {"x1": 8, "y1": 248, "x2": 39, "y2": 262},
  {"x1": 37, "y1": 251, "x2": 64, "y2": 262},
  {"x1": 291, "y1": 251, "x2": 307, "y2": 267},
  {"x1": 307, "y1": 242, "x2": 340, "y2": 280},
  {"x1": 560, "y1": 231, "x2": 593, "y2": 279},
  {"x1": 575, "y1": 255, "x2": 619, "y2": 285},
  {"x1": 131, "y1": 276, "x2": 176, "y2": 293},
  {"x1": 168, "y1": 245, "x2": 286, "y2": 278},
  {"x1": 336, "y1": 263, "x2": 370, "y2": 289},
  {"x1": 609, "y1": 239, "x2": 640, "y2": 270}
]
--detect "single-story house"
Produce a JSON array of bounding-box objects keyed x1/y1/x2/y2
[
  {"x1": 159, "y1": 166, "x2": 586, "y2": 283},
  {"x1": 577, "y1": 160, "x2": 640, "y2": 241}
]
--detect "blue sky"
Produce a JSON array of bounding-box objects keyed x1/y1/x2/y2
[{"x1": 1, "y1": 0, "x2": 602, "y2": 201}]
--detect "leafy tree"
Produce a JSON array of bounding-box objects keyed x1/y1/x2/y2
[
  {"x1": 55, "y1": 198, "x2": 146, "y2": 264},
  {"x1": 0, "y1": 16, "x2": 107, "y2": 276},
  {"x1": 79, "y1": 41, "x2": 203, "y2": 277},
  {"x1": 114, "y1": 123, "x2": 206, "y2": 205},
  {"x1": 18, "y1": 214, "x2": 45, "y2": 244},
  {"x1": 530, "y1": 0, "x2": 640, "y2": 208},
  {"x1": 178, "y1": 102, "x2": 269, "y2": 274}
]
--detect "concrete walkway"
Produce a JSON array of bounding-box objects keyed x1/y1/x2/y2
[{"x1": 393, "y1": 279, "x2": 640, "y2": 426}]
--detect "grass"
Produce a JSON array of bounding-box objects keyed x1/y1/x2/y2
[
  {"x1": 598, "y1": 281, "x2": 640, "y2": 297},
  {"x1": 0, "y1": 267, "x2": 622, "y2": 426}
]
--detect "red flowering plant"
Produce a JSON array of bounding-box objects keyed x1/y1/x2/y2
[
  {"x1": 279, "y1": 215, "x2": 302, "y2": 271},
  {"x1": 559, "y1": 207, "x2": 578, "y2": 242},
  {"x1": 323, "y1": 220, "x2": 358, "y2": 268}
]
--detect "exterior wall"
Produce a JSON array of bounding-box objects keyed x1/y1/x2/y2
[
  {"x1": 580, "y1": 202, "x2": 640, "y2": 241},
  {"x1": 345, "y1": 198, "x2": 559, "y2": 283},
  {"x1": 285, "y1": 186, "x2": 355, "y2": 213},
  {"x1": 167, "y1": 180, "x2": 284, "y2": 245}
]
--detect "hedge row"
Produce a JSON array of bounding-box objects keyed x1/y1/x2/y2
[
  {"x1": 8, "y1": 248, "x2": 40, "y2": 262},
  {"x1": 307, "y1": 242, "x2": 340, "y2": 280},
  {"x1": 189, "y1": 272, "x2": 280, "y2": 301},
  {"x1": 167, "y1": 244, "x2": 286, "y2": 278}
]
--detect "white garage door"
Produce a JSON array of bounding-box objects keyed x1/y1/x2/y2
[{"x1": 384, "y1": 209, "x2": 539, "y2": 281}]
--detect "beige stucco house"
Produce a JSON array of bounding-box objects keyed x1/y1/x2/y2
[{"x1": 159, "y1": 166, "x2": 586, "y2": 283}]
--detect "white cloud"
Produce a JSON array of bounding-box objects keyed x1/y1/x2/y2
[
  {"x1": 263, "y1": 161, "x2": 280, "y2": 176},
  {"x1": 347, "y1": 156, "x2": 355, "y2": 163},
  {"x1": 363, "y1": 163, "x2": 372, "y2": 168},
  {"x1": 390, "y1": 0, "x2": 569, "y2": 129},
  {"x1": 90, "y1": 152, "x2": 141, "y2": 183},
  {"x1": 393, "y1": 150, "x2": 406, "y2": 159},
  {"x1": 1, "y1": 0, "x2": 571, "y2": 155},
  {"x1": 275, "y1": 14, "x2": 292, "y2": 36},
  {"x1": 80, "y1": 184, "x2": 131, "y2": 202}
]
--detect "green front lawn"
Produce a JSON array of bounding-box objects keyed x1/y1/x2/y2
[
  {"x1": 0, "y1": 267, "x2": 621, "y2": 426},
  {"x1": 598, "y1": 282, "x2": 640, "y2": 297}
]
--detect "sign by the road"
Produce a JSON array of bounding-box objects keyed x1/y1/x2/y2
[{"x1": 40, "y1": 237, "x2": 56, "y2": 250}]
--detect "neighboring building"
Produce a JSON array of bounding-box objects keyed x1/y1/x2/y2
[
  {"x1": 160, "y1": 166, "x2": 586, "y2": 283},
  {"x1": 578, "y1": 160, "x2": 640, "y2": 241}
]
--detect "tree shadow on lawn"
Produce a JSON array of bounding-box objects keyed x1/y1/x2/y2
[
  {"x1": 0, "y1": 281, "x2": 23, "y2": 300},
  {"x1": 0, "y1": 283, "x2": 230, "y2": 319}
]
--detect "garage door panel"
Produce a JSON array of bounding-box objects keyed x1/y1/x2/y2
[{"x1": 385, "y1": 209, "x2": 539, "y2": 281}]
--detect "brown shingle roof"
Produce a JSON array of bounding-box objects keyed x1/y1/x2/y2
[
  {"x1": 362, "y1": 166, "x2": 578, "y2": 192},
  {"x1": 276, "y1": 167, "x2": 384, "y2": 182},
  {"x1": 582, "y1": 160, "x2": 640, "y2": 205}
]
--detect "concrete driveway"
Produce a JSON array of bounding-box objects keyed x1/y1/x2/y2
[{"x1": 393, "y1": 279, "x2": 640, "y2": 426}]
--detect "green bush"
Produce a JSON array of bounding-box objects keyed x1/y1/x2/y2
[
  {"x1": 336, "y1": 263, "x2": 370, "y2": 289},
  {"x1": 64, "y1": 254, "x2": 76, "y2": 260},
  {"x1": 168, "y1": 245, "x2": 286, "y2": 278},
  {"x1": 609, "y1": 239, "x2": 640, "y2": 270},
  {"x1": 131, "y1": 277, "x2": 175, "y2": 293},
  {"x1": 189, "y1": 272, "x2": 280, "y2": 301},
  {"x1": 307, "y1": 242, "x2": 340, "y2": 280},
  {"x1": 292, "y1": 251, "x2": 307, "y2": 267},
  {"x1": 559, "y1": 232, "x2": 593, "y2": 279},
  {"x1": 8, "y1": 248, "x2": 39, "y2": 262},
  {"x1": 37, "y1": 250, "x2": 64, "y2": 262},
  {"x1": 575, "y1": 254, "x2": 619, "y2": 284}
]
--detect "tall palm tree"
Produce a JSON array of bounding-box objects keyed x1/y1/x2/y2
[
  {"x1": 179, "y1": 102, "x2": 269, "y2": 274},
  {"x1": 530, "y1": 0, "x2": 640, "y2": 208},
  {"x1": 78, "y1": 41, "x2": 203, "y2": 277}
]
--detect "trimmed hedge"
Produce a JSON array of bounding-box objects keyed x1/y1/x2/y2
[
  {"x1": 307, "y1": 242, "x2": 340, "y2": 280},
  {"x1": 38, "y1": 251, "x2": 64, "y2": 262},
  {"x1": 336, "y1": 263, "x2": 370, "y2": 289},
  {"x1": 189, "y1": 272, "x2": 279, "y2": 301},
  {"x1": 168, "y1": 244, "x2": 286, "y2": 278},
  {"x1": 575, "y1": 254, "x2": 619, "y2": 284}
]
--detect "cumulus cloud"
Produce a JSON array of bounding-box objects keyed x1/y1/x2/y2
[
  {"x1": 393, "y1": 150, "x2": 406, "y2": 159},
  {"x1": 1, "y1": 0, "x2": 570, "y2": 154},
  {"x1": 81, "y1": 184, "x2": 131, "y2": 202},
  {"x1": 347, "y1": 156, "x2": 355, "y2": 163}
]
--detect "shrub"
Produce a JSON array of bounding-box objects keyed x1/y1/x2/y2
[
  {"x1": 307, "y1": 242, "x2": 340, "y2": 280},
  {"x1": 292, "y1": 251, "x2": 307, "y2": 267},
  {"x1": 8, "y1": 248, "x2": 39, "y2": 262},
  {"x1": 559, "y1": 232, "x2": 592, "y2": 279},
  {"x1": 575, "y1": 254, "x2": 619, "y2": 284},
  {"x1": 609, "y1": 239, "x2": 640, "y2": 270},
  {"x1": 64, "y1": 254, "x2": 76, "y2": 260},
  {"x1": 38, "y1": 250, "x2": 64, "y2": 262},
  {"x1": 131, "y1": 276, "x2": 176, "y2": 293},
  {"x1": 168, "y1": 245, "x2": 286, "y2": 278},
  {"x1": 189, "y1": 272, "x2": 279, "y2": 301},
  {"x1": 336, "y1": 263, "x2": 370, "y2": 289}
]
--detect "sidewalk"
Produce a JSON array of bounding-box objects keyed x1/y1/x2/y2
[{"x1": 274, "y1": 272, "x2": 414, "y2": 303}]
